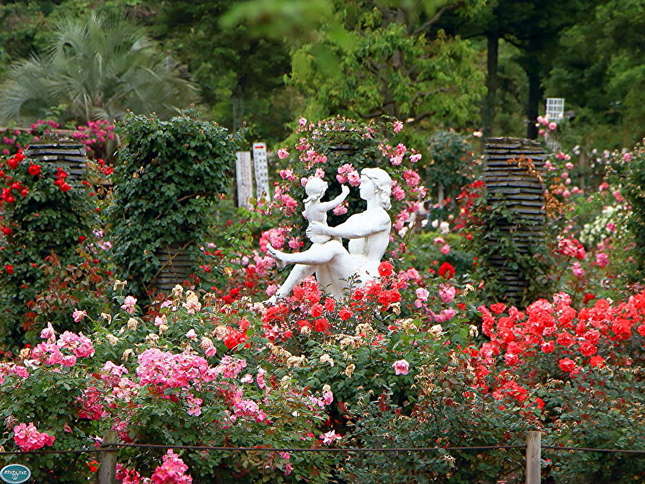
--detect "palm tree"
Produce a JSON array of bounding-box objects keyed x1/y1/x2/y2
[{"x1": 0, "y1": 13, "x2": 198, "y2": 124}]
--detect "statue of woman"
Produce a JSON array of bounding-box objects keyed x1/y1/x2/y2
[{"x1": 267, "y1": 167, "x2": 392, "y2": 300}]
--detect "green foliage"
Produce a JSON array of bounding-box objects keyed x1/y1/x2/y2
[
  {"x1": 109, "y1": 112, "x2": 237, "y2": 299},
  {"x1": 426, "y1": 130, "x2": 478, "y2": 200},
  {"x1": 290, "y1": 17, "x2": 484, "y2": 133},
  {"x1": 341, "y1": 386, "x2": 529, "y2": 483},
  {"x1": 147, "y1": 0, "x2": 295, "y2": 144},
  {"x1": 546, "y1": 0, "x2": 645, "y2": 149},
  {"x1": 543, "y1": 374, "x2": 645, "y2": 483},
  {"x1": 0, "y1": 12, "x2": 197, "y2": 124}
]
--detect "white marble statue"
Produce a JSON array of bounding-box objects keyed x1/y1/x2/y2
[{"x1": 267, "y1": 167, "x2": 392, "y2": 300}]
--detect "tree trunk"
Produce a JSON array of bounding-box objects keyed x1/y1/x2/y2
[
  {"x1": 525, "y1": 59, "x2": 542, "y2": 139},
  {"x1": 483, "y1": 32, "x2": 499, "y2": 138}
]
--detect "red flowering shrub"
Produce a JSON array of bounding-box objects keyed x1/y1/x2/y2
[{"x1": 0, "y1": 150, "x2": 101, "y2": 348}]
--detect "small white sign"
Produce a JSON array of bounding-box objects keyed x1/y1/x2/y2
[
  {"x1": 546, "y1": 98, "x2": 565, "y2": 120},
  {"x1": 252, "y1": 142, "x2": 270, "y2": 201},
  {"x1": 235, "y1": 151, "x2": 254, "y2": 209}
]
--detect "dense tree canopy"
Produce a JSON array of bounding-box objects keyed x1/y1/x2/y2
[
  {"x1": 546, "y1": 0, "x2": 645, "y2": 147},
  {"x1": 0, "y1": 0, "x2": 641, "y2": 148}
]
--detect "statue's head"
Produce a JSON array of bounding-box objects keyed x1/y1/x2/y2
[
  {"x1": 304, "y1": 177, "x2": 328, "y2": 203},
  {"x1": 360, "y1": 168, "x2": 392, "y2": 210}
]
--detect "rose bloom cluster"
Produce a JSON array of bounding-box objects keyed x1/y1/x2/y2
[
  {"x1": 1, "y1": 150, "x2": 73, "y2": 202},
  {"x1": 13, "y1": 422, "x2": 56, "y2": 451},
  {"x1": 469, "y1": 290, "x2": 645, "y2": 406},
  {"x1": 260, "y1": 262, "x2": 416, "y2": 342},
  {"x1": 116, "y1": 450, "x2": 192, "y2": 484}
]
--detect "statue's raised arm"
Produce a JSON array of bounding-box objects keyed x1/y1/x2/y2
[{"x1": 267, "y1": 168, "x2": 393, "y2": 301}]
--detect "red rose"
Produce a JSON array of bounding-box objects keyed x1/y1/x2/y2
[
  {"x1": 4, "y1": 264, "x2": 14, "y2": 275},
  {"x1": 490, "y1": 303, "x2": 507, "y2": 315},
  {"x1": 324, "y1": 297, "x2": 335, "y2": 312},
  {"x1": 338, "y1": 308, "x2": 353, "y2": 321},
  {"x1": 1, "y1": 227, "x2": 11, "y2": 236},
  {"x1": 438, "y1": 262, "x2": 456, "y2": 279},
  {"x1": 378, "y1": 261, "x2": 394, "y2": 277},
  {"x1": 578, "y1": 340, "x2": 597, "y2": 357},
  {"x1": 27, "y1": 164, "x2": 41, "y2": 176},
  {"x1": 541, "y1": 341, "x2": 555, "y2": 353},
  {"x1": 558, "y1": 357, "x2": 577, "y2": 373},
  {"x1": 310, "y1": 303, "x2": 324, "y2": 318},
  {"x1": 582, "y1": 293, "x2": 596, "y2": 303},
  {"x1": 589, "y1": 355, "x2": 605, "y2": 367},
  {"x1": 314, "y1": 318, "x2": 330, "y2": 332},
  {"x1": 556, "y1": 332, "x2": 575, "y2": 347}
]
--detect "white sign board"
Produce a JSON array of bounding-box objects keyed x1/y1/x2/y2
[
  {"x1": 546, "y1": 98, "x2": 565, "y2": 120},
  {"x1": 235, "y1": 151, "x2": 253, "y2": 209},
  {"x1": 252, "y1": 142, "x2": 270, "y2": 201}
]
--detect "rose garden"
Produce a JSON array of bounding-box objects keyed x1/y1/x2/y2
[{"x1": 0, "y1": 2, "x2": 643, "y2": 484}]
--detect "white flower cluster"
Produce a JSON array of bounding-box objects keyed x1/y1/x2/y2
[{"x1": 579, "y1": 204, "x2": 629, "y2": 246}]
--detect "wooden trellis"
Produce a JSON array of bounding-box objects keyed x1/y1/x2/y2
[
  {"x1": 152, "y1": 247, "x2": 194, "y2": 293},
  {"x1": 484, "y1": 137, "x2": 547, "y2": 303},
  {"x1": 25, "y1": 143, "x2": 87, "y2": 183}
]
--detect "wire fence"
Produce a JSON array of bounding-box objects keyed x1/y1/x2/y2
[
  {"x1": 1, "y1": 435, "x2": 643, "y2": 484},
  {"x1": 1, "y1": 442, "x2": 643, "y2": 456}
]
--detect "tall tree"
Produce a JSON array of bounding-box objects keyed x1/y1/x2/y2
[
  {"x1": 0, "y1": 12, "x2": 196, "y2": 124},
  {"x1": 144, "y1": 0, "x2": 295, "y2": 143},
  {"x1": 224, "y1": 0, "x2": 486, "y2": 135},
  {"x1": 545, "y1": 0, "x2": 645, "y2": 147},
  {"x1": 439, "y1": 0, "x2": 589, "y2": 138}
]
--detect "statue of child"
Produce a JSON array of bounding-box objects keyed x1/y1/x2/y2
[{"x1": 302, "y1": 177, "x2": 350, "y2": 244}]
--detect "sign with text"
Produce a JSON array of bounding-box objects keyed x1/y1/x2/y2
[
  {"x1": 252, "y1": 142, "x2": 270, "y2": 201},
  {"x1": 235, "y1": 151, "x2": 254, "y2": 209},
  {"x1": 1, "y1": 464, "x2": 31, "y2": 483}
]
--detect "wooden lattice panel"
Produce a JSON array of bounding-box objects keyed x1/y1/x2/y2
[
  {"x1": 484, "y1": 137, "x2": 547, "y2": 303},
  {"x1": 25, "y1": 143, "x2": 87, "y2": 184},
  {"x1": 152, "y1": 248, "x2": 194, "y2": 293}
]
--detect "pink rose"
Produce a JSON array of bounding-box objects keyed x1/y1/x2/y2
[
  {"x1": 72, "y1": 309, "x2": 88, "y2": 323},
  {"x1": 595, "y1": 252, "x2": 609, "y2": 267},
  {"x1": 392, "y1": 359, "x2": 410, "y2": 375},
  {"x1": 571, "y1": 262, "x2": 585, "y2": 278},
  {"x1": 333, "y1": 204, "x2": 348, "y2": 216},
  {"x1": 438, "y1": 284, "x2": 456, "y2": 304},
  {"x1": 277, "y1": 148, "x2": 289, "y2": 159}
]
